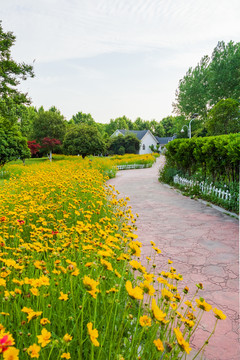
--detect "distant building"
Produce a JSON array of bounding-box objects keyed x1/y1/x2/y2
[
  {"x1": 155, "y1": 135, "x2": 177, "y2": 152},
  {"x1": 111, "y1": 129, "x2": 158, "y2": 155}
]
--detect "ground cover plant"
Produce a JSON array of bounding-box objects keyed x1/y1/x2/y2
[{"x1": 0, "y1": 156, "x2": 226, "y2": 359}]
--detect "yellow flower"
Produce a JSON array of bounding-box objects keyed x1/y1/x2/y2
[
  {"x1": 83, "y1": 276, "x2": 100, "y2": 299},
  {"x1": 153, "y1": 338, "x2": 164, "y2": 351},
  {"x1": 3, "y1": 346, "x2": 19, "y2": 360},
  {"x1": 195, "y1": 298, "x2": 212, "y2": 312},
  {"x1": 139, "y1": 315, "x2": 151, "y2": 327},
  {"x1": 40, "y1": 318, "x2": 50, "y2": 325},
  {"x1": 30, "y1": 287, "x2": 39, "y2": 296},
  {"x1": 161, "y1": 288, "x2": 174, "y2": 301},
  {"x1": 37, "y1": 328, "x2": 51, "y2": 347},
  {"x1": 174, "y1": 327, "x2": 192, "y2": 354},
  {"x1": 27, "y1": 344, "x2": 41, "y2": 358},
  {"x1": 100, "y1": 258, "x2": 113, "y2": 271},
  {"x1": 61, "y1": 353, "x2": 71, "y2": 359},
  {"x1": 59, "y1": 292, "x2": 69, "y2": 301},
  {"x1": 213, "y1": 308, "x2": 226, "y2": 320},
  {"x1": 87, "y1": 322, "x2": 99, "y2": 347},
  {"x1": 63, "y1": 334, "x2": 73, "y2": 343},
  {"x1": 125, "y1": 280, "x2": 143, "y2": 300},
  {"x1": 151, "y1": 298, "x2": 167, "y2": 323},
  {"x1": 139, "y1": 281, "x2": 155, "y2": 296}
]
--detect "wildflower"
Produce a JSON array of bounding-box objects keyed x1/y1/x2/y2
[
  {"x1": 40, "y1": 318, "x2": 50, "y2": 325},
  {"x1": 63, "y1": 334, "x2": 72, "y2": 343},
  {"x1": 27, "y1": 344, "x2": 41, "y2": 358},
  {"x1": 152, "y1": 246, "x2": 161, "y2": 254},
  {"x1": 161, "y1": 288, "x2": 174, "y2": 301},
  {"x1": 174, "y1": 327, "x2": 191, "y2": 354},
  {"x1": 0, "y1": 333, "x2": 14, "y2": 353},
  {"x1": 151, "y1": 299, "x2": 167, "y2": 323},
  {"x1": 61, "y1": 353, "x2": 71, "y2": 359},
  {"x1": 139, "y1": 281, "x2": 155, "y2": 296},
  {"x1": 83, "y1": 276, "x2": 100, "y2": 299},
  {"x1": 139, "y1": 315, "x2": 151, "y2": 327},
  {"x1": 184, "y1": 300, "x2": 195, "y2": 311},
  {"x1": 37, "y1": 328, "x2": 51, "y2": 347},
  {"x1": 100, "y1": 258, "x2": 113, "y2": 271},
  {"x1": 30, "y1": 288, "x2": 39, "y2": 296},
  {"x1": 195, "y1": 298, "x2": 212, "y2": 312},
  {"x1": 125, "y1": 280, "x2": 143, "y2": 300},
  {"x1": 213, "y1": 308, "x2": 226, "y2": 320},
  {"x1": 114, "y1": 269, "x2": 121, "y2": 278},
  {"x1": 59, "y1": 292, "x2": 69, "y2": 301},
  {"x1": 153, "y1": 338, "x2": 164, "y2": 351},
  {"x1": 3, "y1": 347, "x2": 19, "y2": 359},
  {"x1": 87, "y1": 323, "x2": 99, "y2": 347}
]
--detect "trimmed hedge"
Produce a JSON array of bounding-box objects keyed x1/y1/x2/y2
[{"x1": 165, "y1": 134, "x2": 240, "y2": 182}]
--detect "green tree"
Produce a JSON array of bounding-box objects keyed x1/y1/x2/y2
[
  {"x1": 105, "y1": 116, "x2": 131, "y2": 136},
  {"x1": 0, "y1": 120, "x2": 30, "y2": 167},
  {"x1": 0, "y1": 21, "x2": 34, "y2": 124},
  {"x1": 173, "y1": 41, "x2": 240, "y2": 120},
  {"x1": 206, "y1": 98, "x2": 240, "y2": 135},
  {"x1": 70, "y1": 111, "x2": 96, "y2": 126},
  {"x1": 63, "y1": 124, "x2": 106, "y2": 158},
  {"x1": 108, "y1": 133, "x2": 140, "y2": 155},
  {"x1": 32, "y1": 108, "x2": 66, "y2": 143}
]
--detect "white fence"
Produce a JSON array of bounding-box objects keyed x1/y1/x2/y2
[
  {"x1": 173, "y1": 174, "x2": 233, "y2": 201},
  {"x1": 116, "y1": 163, "x2": 152, "y2": 170}
]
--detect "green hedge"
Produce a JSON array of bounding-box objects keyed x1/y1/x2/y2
[{"x1": 165, "y1": 134, "x2": 240, "y2": 182}]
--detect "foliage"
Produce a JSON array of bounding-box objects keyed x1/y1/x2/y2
[
  {"x1": 206, "y1": 98, "x2": 240, "y2": 135},
  {"x1": 70, "y1": 111, "x2": 96, "y2": 126},
  {"x1": 0, "y1": 21, "x2": 34, "y2": 124},
  {"x1": 0, "y1": 125, "x2": 30, "y2": 167},
  {"x1": 108, "y1": 133, "x2": 140, "y2": 155},
  {"x1": 63, "y1": 124, "x2": 106, "y2": 158},
  {"x1": 174, "y1": 41, "x2": 240, "y2": 121},
  {"x1": 164, "y1": 134, "x2": 240, "y2": 182},
  {"x1": 27, "y1": 140, "x2": 41, "y2": 156},
  {"x1": 0, "y1": 156, "x2": 225, "y2": 359},
  {"x1": 32, "y1": 108, "x2": 66, "y2": 143}
]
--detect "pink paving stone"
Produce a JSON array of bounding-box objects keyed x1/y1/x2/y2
[{"x1": 108, "y1": 156, "x2": 239, "y2": 360}]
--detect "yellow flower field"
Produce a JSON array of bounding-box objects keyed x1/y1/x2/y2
[{"x1": 0, "y1": 156, "x2": 225, "y2": 359}]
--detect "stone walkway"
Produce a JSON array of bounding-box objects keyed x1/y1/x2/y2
[{"x1": 109, "y1": 156, "x2": 239, "y2": 360}]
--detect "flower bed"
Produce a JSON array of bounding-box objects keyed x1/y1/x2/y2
[{"x1": 0, "y1": 157, "x2": 226, "y2": 359}]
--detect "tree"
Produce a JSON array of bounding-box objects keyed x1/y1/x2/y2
[
  {"x1": 70, "y1": 111, "x2": 96, "y2": 126},
  {"x1": 0, "y1": 124, "x2": 30, "y2": 167},
  {"x1": 108, "y1": 133, "x2": 140, "y2": 155},
  {"x1": 32, "y1": 108, "x2": 66, "y2": 143},
  {"x1": 41, "y1": 137, "x2": 61, "y2": 161},
  {"x1": 27, "y1": 140, "x2": 41, "y2": 157},
  {"x1": 206, "y1": 98, "x2": 240, "y2": 135},
  {"x1": 173, "y1": 41, "x2": 240, "y2": 120},
  {"x1": 0, "y1": 21, "x2": 34, "y2": 124},
  {"x1": 63, "y1": 125, "x2": 106, "y2": 158}
]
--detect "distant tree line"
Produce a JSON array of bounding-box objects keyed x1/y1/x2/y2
[{"x1": 0, "y1": 20, "x2": 239, "y2": 166}]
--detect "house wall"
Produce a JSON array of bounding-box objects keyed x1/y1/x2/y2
[{"x1": 139, "y1": 132, "x2": 158, "y2": 155}]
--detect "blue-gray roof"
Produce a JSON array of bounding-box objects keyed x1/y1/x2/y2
[
  {"x1": 117, "y1": 129, "x2": 149, "y2": 140},
  {"x1": 155, "y1": 136, "x2": 175, "y2": 145}
]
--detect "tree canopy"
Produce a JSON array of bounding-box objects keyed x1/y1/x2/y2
[
  {"x1": 174, "y1": 41, "x2": 240, "y2": 120},
  {"x1": 32, "y1": 108, "x2": 66, "y2": 143},
  {"x1": 63, "y1": 124, "x2": 106, "y2": 158},
  {"x1": 108, "y1": 133, "x2": 140, "y2": 155},
  {"x1": 206, "y1": 98, "x2": 240, "y2": 136},
  {"x1": 0, "y1": 21, "x2": 34, "y2": 124}
]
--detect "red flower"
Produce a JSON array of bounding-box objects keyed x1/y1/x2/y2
[
  {"x1": 17, "y1": 219, "x2": 25, "y2": 225},
  {"x1": 0, "y1": 334, "x2": 14, "y2": 352}
]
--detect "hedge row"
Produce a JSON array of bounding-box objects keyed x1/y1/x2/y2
[{"x1": 165, "y1": 134, "x2": 240, "y2": 182}]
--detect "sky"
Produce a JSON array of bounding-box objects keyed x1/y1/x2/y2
[{"x1": 1, "y1": 0, "x2": 240, "y2": 123}]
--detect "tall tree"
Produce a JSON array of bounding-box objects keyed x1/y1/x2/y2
[
  {"x1": 32, "y1": 108, "x2": 66, "y2": 143},
  {"x1": 70, "y1": 111, "x2": 96, "y2": 126},
  {"x1": 173, "y1": 41, "x2": 240, "y2": 121},
  {"x1": 0, "y1": 21, "x2": 34, "y2": 125}
]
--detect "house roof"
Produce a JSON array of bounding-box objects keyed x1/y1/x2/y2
[
  {"x1": 116, "y1": 129, "x2": 149, "y2": 140},
  {"x1": 155, "y1": 136, "x2": 174, "y2": 145}
]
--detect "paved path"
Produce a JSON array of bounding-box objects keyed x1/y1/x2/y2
[{"x1": 109, "y1": 157, "x2": 239, "y2": 360}]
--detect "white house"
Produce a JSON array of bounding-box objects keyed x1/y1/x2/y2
[
  {"x1": 111, "y1": 129, "x2": 158, "y2": 155},
  {"x1": 155, "y1": 136, "x2": 177, "y2": 152}
]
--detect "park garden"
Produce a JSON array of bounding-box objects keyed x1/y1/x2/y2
[{"x1": 0, "y1": 21, "x2": 238, "y2": 359}]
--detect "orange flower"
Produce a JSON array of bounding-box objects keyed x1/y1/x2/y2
[
  {"x1": 37, "y1": 328, "x2": 51, "y2": 347},
  {"x1": 27, "y1": 344, "x2": 41, "y2": 358},
  {"x1": 87, "y1": 322, "x2": 99, "y2": 347}
]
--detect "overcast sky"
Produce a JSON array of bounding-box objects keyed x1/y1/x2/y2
[{"x1": 1, "y1": 0, "x2": 240, "y2": 123}]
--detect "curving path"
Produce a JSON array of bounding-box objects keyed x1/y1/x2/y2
[{"x1": 109, "y1": 156, "x2": 239, "y2": 360}]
